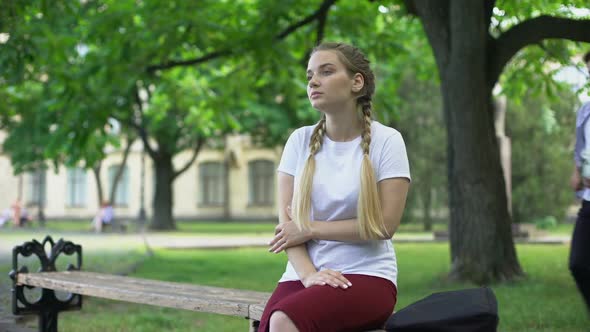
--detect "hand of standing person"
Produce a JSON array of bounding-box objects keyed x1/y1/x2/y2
[{"x1": 572, "y1": 166, "x2": 583, "y2": 191}]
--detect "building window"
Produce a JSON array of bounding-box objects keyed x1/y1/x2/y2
[
  {"x1": 108, "y1": 165, "x2": 129, "y2": 206},
  {"x1": 199, "y1": 162, "x2": 226, "y2": 206},
  {"x1": 26, "y1": 169, "x2": 46, "y2": 207},
  {"x1": 248, "y1": 160, "x2": 274, "y2": 206},
  {"x1": 66, "y1": 167, "x2": 87, "y2": 207}
]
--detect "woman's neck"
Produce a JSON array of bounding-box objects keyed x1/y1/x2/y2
[{"x1": 324, "y1": 108, "x2": 363, "y2": 142}]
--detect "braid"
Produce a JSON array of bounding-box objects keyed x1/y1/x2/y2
[
  {"x1": 293, "y1": 115, "x2": 326, "y2": 232},
  {"x1": 309, "y1": 115, "x2": 326, "y2": 155},
  {"x1": 359, "y1": 97, "x2": 372, "y2": 155},
  {"x1": 357, "y1": 96, "x2": 387, "y2": 239}
]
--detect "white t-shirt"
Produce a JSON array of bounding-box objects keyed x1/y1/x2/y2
[{"x1": 277, "y1": 121, "x2": 411, "y2": 286}]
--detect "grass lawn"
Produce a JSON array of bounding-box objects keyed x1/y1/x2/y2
[
  {"x1": 1, "y1": 223, "x2": 582, "y2": 331},
  {"x1": 2, "y1": 243, "x2": 578, "y2": 332}
]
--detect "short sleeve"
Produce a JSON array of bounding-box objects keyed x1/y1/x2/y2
[
  {"x1": 377, "y1": 132, "x2": 411, "y2": 182},
  {"x1": 277, "y1": 128, "x2": 303, "y2": 176}
]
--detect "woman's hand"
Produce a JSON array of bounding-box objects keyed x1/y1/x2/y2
[
  {"x1": 572, "y1": 167, "x2": 583, "y2": 191},
  {"x1": 269, "y1": 220, "x2": 312, "y2": 253},
  {"x1": 301, "y1": 270, "x2": 352, "y2": 289}
]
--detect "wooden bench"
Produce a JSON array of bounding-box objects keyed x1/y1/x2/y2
[
  {"x1": 15, "y1": 271, "x2": 270, "y2": 331},
  {"x1": 10, "y1": 236, "x2": 387, "y2": 332}
]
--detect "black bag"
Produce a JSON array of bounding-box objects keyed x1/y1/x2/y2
[{"x1": 385, "y1": 287, "x2": 498, "y2": 332}]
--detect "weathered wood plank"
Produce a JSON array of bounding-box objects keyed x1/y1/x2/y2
[
  {"x1": 47, "y1": 272, "x2": 267, "y2": 301},
  {"x1": 17, "y1": 271, "x2": 268, "y2": 319},
  {"x1": 249, "y1": 303, "x2": 265, "y2": 322}
]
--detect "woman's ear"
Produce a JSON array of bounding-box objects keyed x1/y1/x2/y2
[{"x1": 352, "y1": 73, "x2": 364, "y2": 93}]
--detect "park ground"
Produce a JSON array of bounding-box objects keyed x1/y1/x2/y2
[{"x1": 0, "y1": 221, "x2": 587, "y2": 332}]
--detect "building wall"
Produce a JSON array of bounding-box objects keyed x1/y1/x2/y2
[
  {"x1": 0, "y1": 131, "x2": 17, "y2": 211},
  {"x1": 0, "y1": 153, "x2": 19, "y2": 212},
  {"x1": 0, "y1": 133, "x2": 282, "y2": 221}
]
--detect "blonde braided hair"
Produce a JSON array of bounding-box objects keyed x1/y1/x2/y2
[
  {"x1": 358, "y1": 97, "x2": 387, "y2": 239},
  {"x1": 293, "y1": 115, "x2": 326, "y2": 231}
]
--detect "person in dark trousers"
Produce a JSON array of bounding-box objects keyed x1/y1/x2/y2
[{"x1": 569, "y1": 50, "x2": 590, "y2": 313}]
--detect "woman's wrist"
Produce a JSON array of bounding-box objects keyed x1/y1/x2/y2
[
  {"x1": 298, "y1": 268, "x2": 317, "y2": 281},
  {"x1": 308, "y1": 222, "x2": 318, "y2": 240}
]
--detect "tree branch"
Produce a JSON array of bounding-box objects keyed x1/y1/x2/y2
[
  {"x1": 108, "y1": 135, "x2": 135, "y2": 205},
  {"x1": 112, "y1": 94, "x2": 156, "y2": 160},
  {"x1": 131, "y1": 88, "x2": 157, "y2": 159},
  {"x1": 92, "y1": 163, "x2": 103, "y2": 207},
  {"x1": 489, "y1": 15, "x2": 590, "y2": 87},
  {"x1": 146, "y1": 49, "x2": 232, "y2": 73},
  {"x1": 146, "y1": 0, "x2": 338, "y2": 72},
  {"x1": 315, "y1": 4, "x2": 329, "y2": 45},
  {"x1": 297, "y1": 3, "x2": 332, "y2": 67},
  {"x1": 172, "y1": 136, "x2": 205, "y2": 180},
  {"x1": 276, "y1": 0, "x2": 337, "y2": 40},
  {"x1": 127, "y1": 118, "x2": 157, "y2": 160}
]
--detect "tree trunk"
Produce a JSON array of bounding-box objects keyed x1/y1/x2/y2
[
  {"x1": 223, "y1": 158, "x2": 231, "y2": 220},
  {"x1": 443, "y1": 83, "x2": 522, "y2": 283},
  {"x1": 422, "y1": 176, "x2": 433, "y2": 232},
  {"x1": 108, "y1": 137, "x2": 134, "y2": 205},
  {"x1": 441, "y1": 2, "x2": 522, "y2": 283},
  {"x1": 36, "y1": 168, "x2": 46, "y2": 225},
  {"x1": 150, "y1": 152, "x2": 175, "y2": 230},
  {"x1": 411, "y1": 0, "x2": 524, "y2": 284},
  {"x1": 92, "y1": 163, "x2": 104, "y2": 206}
]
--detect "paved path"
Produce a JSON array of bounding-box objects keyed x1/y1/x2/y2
[
  {"x1": 0, "y1": 233, "x2": 271, "y2": 259},
  {"x1": 1, "y1": 231, "x2": 571, "y2": 261}
]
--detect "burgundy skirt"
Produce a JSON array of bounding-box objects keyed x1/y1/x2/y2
[{"x1": 258, "y1": 274, "x2": 397, "y2": 332}]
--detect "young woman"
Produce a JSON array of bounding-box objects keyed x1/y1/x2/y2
[{"x1": 258, "y1": 42, "x2": 411, "y2": 332}]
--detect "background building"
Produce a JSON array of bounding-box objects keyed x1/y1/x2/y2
[{"x1": 0, "y1": 131, "x2": 282, "y2": 222}]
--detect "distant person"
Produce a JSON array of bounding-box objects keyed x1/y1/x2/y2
[
  {"x1": 19, "y1": 207, "x2": 31, "y2": 226},
  {"x1": 0, "y1": 208, "x2": 11, "y2": 227},
  {"x1": 92, "y1": 201, "x2": 114, "y2": 233},
  {"x1": 10, "y1": 199, "x2": 30, "y2": 227},
  {"x1": 570, "y1": 50, "x2": 590, "y2": 312}
]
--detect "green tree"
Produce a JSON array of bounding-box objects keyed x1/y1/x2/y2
[
  {"x1": 396, "y1": 70, "x2": 447, "y2": 231},
  {"x1": 0, "y1": 0, "x2": 348, "y2": 230},
  {"x1": 137, "y1": 0, "x2": 426, "y2": 230},
  {"x1": 401, "y1": 0, "x2": 590, "y2": 283},
  {"x1": 509, "y1": 85, "x2": 579, "y2": 224}
]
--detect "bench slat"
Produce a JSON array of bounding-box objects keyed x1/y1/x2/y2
[
  {"x1": 17, "y1": 271, "x2": 269, "y2": 320},
  {"x1": 48, "y1": 272, "x2": 268, "y2": 303},
  {"x1": 249, "y1": 303, "x2": 265, "y2": 323}
]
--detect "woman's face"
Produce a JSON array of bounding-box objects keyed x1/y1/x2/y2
[{"x1": 306, "y1": 50, "x2": 358, "y2": 111}]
